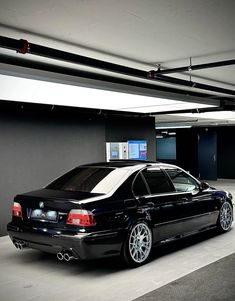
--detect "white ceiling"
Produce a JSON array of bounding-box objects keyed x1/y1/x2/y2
[{"x1": 0, "y1": 0, "x2": 234, "y2": 124}]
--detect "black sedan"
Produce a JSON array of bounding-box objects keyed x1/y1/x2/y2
[{"x1": 7, "y1": 160, "x2": 233, "y2": 267}]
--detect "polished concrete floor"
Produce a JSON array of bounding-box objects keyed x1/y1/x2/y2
[
  {"x1": 135, "y1": 253, "x2": 235, "y2": 301},
  {"x1": 0, "y1": 180, "x2": 234, "y2": 301}
]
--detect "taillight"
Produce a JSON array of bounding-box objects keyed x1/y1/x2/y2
[
  {"x1": 12, "y1": 202, "x2": 22, "y2": 218},
  {"x1": 66, "y1": 209, "x2": 96, "y2": 226}
]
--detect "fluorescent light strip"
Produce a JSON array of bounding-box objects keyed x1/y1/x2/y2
[
  {"x1": 173, "y1": 111, "x2": 235, "y2": 120},
  {"x1": 0, "y1": 74, "x2": 215, "y2": 113},
  {"x1": 156, "y1": 125, "x2": 192, "y2": 129},
  {"x1": 122, "y1": 102, "x2": 214, "y2": 113}
]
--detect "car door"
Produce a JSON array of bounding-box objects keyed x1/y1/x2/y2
[
  {"x1": 132, "y1": 167, "x2": 193, "y2": 243},
  {"x1": 163, "y1": 167, "x2": 219, "y2": 233}
]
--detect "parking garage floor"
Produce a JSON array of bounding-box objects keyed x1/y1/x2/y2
[{"x1": 0, "y1": 180, "x2": 234, "y2": 301}]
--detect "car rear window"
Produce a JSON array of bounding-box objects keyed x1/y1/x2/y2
[
  {"x1": 142, "y1": 168, "x2": 173, "y2": 194},
  {"x1": 46, "y1": 167, "x2": 130, "y2": 194}
]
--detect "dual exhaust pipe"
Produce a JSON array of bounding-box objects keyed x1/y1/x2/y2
[
  {"x1": 14, "y1": 241, "x2": 26, "y2": 250},
  {"x1": 14, "y1": 240, "x2": 76, "y2": 262},
  {"x1": 57, "y1": 251, "x2": 77, "y2": 262}
]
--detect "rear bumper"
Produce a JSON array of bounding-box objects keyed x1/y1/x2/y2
[{"x1": 7, "y1": 222, "x2": 124, "y2": 260}]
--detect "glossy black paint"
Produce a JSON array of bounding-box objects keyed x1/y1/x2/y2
[{"x1": 7, "y1": 161, "x2": 233, "y2": 262}]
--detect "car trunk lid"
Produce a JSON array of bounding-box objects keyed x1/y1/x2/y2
[{"x1": 14, "y1": 188, "x2": 102, "y2": 227}]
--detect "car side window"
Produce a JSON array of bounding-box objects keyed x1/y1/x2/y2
[
  {"x1": 142, "y1": 168, "x2": 173, "y2": 194},
  {"x1": 165, "y1": 168, "x2": 199, "y2": 194},
  {"x1": 132, "y1": 173, "x2": 149, "y2": 197}
]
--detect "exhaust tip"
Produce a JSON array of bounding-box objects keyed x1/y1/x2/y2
[
  {"x1": 57, "y1": 252, "x2": 64, "y2": 261},
  {"x1": 14, "y1": 241, "x2": 26, "y2": 250},
  {"x1": 64, "y1": 253, "x2": 71, "y2": 262},
  {"x1": 64, "y1": 252, "x2": 76, "y2": 262}
]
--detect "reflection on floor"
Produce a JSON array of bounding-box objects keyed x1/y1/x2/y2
[{"x1": 0, "y1": 180, "x2": 235, "y2": 301}]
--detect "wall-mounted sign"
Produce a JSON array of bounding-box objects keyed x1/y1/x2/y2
[
  {"x1": 128, "y1": 140, "x2": 147, "y2": 160},
  {"x1": 106, "y1": 140, "x2": 147, "y2": 161},
  {"x1": 106, "y1": 142, "x2": 128, "y2": 161}
]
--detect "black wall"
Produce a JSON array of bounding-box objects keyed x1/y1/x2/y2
[
  {"x1": 0, "y1": 103, "x2": 156, "y2": 236},
  {"x1": 156, "y1": 129, "x2": 199, "y2": 177},
  {"x1": 217, "y1": 127, "x2": 235, "y2": 179},
  {"x1": 176, "y1": 129, "x2": 199, "y2": 177},
  {"x1": 156, "y1": 126, "x2": 235, "y2": 180}
]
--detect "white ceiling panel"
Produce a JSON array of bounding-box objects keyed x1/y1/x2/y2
[{"x1": 0, "y1": 74, "x2": 216, "y2": 113}]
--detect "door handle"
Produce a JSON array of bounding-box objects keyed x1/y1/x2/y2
[
  {"x1": 180, "y1": 197, "x2": 189, "y2": 203},
  {"x1": 146, "y1": 202, "x2": 154, "y2": 208},
  {"x1": 124, "y1": 199, "x2": 137, "y2": 208}
]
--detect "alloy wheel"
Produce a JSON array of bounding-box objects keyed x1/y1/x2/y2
[
  {"x1": 220, "y1": 202, "x2": 233, "y2": 231},
  {"x1": 128, "y1": 222, "x2": 152, "y2": 264}
]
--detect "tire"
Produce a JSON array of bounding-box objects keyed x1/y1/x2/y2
[
  {"x1": 217, "y1": 201, "x2": 233, "y2": 233},
  {"x1": 122, "y1": 221, "x2": 152, "y2": 267}
]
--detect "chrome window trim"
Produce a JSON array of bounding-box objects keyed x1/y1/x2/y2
[{"x1": 143, "y1": 191, "x2": 191, "y2": 199}]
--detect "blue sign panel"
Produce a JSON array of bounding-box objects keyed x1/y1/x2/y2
[{"x1": 128, "y1": 140, "x2": 147, "y2": 160}]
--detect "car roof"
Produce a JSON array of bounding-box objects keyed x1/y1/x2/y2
[
  {"x1": 81, "y1": 160, "x2": 161, "y2": 168},
  {"x1": 79, "y1": 161, "x2": 187, "y2": 179}
]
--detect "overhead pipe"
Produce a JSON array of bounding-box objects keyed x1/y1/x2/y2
[
  {"x1": 0, "y1": 36, "x2": 235, "y2": 97},
  {"x1": 0, "y1": 36, "x2": 146, "y2": 78},
  {"x1": 154, "y1": 59, "x2": 235, "y2": 75},
  {"x1": 0, "y1": 53, "x2": 223, "y2": 102},
  {"x1": 147, "y1": 73, "x2": 235, "y2": 96}
]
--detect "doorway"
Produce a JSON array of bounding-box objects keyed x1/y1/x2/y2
[{"x1": 198, "y1": 131, "x2": 217, "y2": 180}]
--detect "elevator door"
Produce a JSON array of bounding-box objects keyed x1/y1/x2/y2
[{"x1": 198, "y1": 131, "x2": 217, "y2": 180}]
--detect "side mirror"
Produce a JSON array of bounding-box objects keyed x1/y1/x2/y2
[{"x1": 200, "y1": 181, "x2": 210, "y2": 190}]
